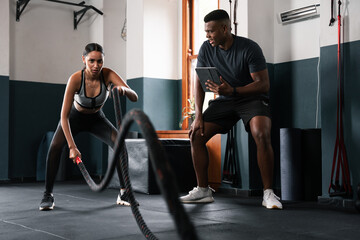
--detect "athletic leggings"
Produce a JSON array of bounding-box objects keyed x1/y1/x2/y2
[{"x1": 44, "y1": 104, "x2": 125, "y2": 194}]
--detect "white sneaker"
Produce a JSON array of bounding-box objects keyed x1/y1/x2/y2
[
  {"x1": 180, "y1": 186, "x2": 215, "y2": 203},
  {"x1": 116, "y1": 191, "x2": 131, "y2": 206},
  {"x1": 262, "y1": 189, "x2": 283, "y2": 209}
]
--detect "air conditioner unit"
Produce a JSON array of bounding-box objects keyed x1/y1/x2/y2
[{"x1": 279, "y1": 4, "x2": 320, "y2": 24}]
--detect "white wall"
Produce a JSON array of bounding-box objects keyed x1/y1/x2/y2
[
  {"x1": 0, "y1": 0, "x2": 10, "y2": 76},
  {"x1": 274, "y1": 0, "x2": 321, "y2": 63},
  {"x1": 103, "y1": 0, "x2": 127, "y2": 79},
  {"x1": 127, "y1": 0, "x2": 179, "y2": 80},
  {"x1": 9, "y1": 0, "x2": 91, "y2": 84},
  {"x1": 220, "y1": 0, "x2": 274, "y2": 63},
  {"x1": 248, "y1": 0, "x2": 275, "y2": 63},
  {"x1": 320, "y1": 0, "x2": 360, "y2": 47},
  {"x1": 89, "y1": 0, "x2": 104, "y2": 46},
  {"x1": 143, "y1": 0, "x2": 179, "y2": 80},
  {"x1": 126, "y1": 0, "x2": 144, "y2": 79}
]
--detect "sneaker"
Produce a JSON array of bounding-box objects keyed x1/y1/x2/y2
[
  {"x1": 262, "y1": 189, "x2": 283, "y2": 209},
  {"x1": 180, "y1": 186, "x2": 214, "y2": 203},
  {"x1": 116, "y1": 191, "x2": 139, "y2": 206},
  {"x1": 39, "y1": 193, "x2": 55, "y2": 211}
]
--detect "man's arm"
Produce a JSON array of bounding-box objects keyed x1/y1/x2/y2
[
  {"x1": 234, "y1": 69, "x2": 270, "y2": 96},
  {"x1": 189, "y1": 74, "x2": 206, "y2": 137},
  {"x1": 206, "y1": 68, "x2": 270, "y2": 97}
]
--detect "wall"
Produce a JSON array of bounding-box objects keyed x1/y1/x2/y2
[
  {"x1": 1, "y1": 0, "x2": 181, "y2": 180},
  {"x1": 0, "y1": 0, "x2": 10, "y2": 180},
  {"x1": 126, "y1": 0, "x2": 181, "y2": 131},
  {"x1": 4, "y1": 0, "x2": 107, "y2": 179},
  {"x1": 103, "y1": 0, "x2": 127, "y2": 78},
  {"x1": 319, "y1": 0, "x2": 360, "y2": 198}
]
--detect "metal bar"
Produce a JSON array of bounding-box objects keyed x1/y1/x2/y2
[
  {"x1": 74, "y1": 7, "x2": 89, "y2": 30},
  {"x1": 46, "y1": 0, "x2": 103, "y2": 15},
  {"x1": 46, "y1": 0, "x2": 85, "y2": 7},
  {"x1": 16, "y1": 0, "x2": 30, "y2": 22}
]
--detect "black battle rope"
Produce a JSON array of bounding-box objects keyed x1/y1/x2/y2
[
  {"x1": 328, "y1": 0, "x2": 352, "y2": 198},
  {"x1": 75, "y1": 89, "x2": 198, "y2": 240}
]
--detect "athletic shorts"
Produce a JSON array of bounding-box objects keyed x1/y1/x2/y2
[{"x1": 203, "y1": 96, "x2": 271, "y2": 133}]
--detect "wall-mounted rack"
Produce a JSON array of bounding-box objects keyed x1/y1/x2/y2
[
  {"x1": 15, "y1": 0, "x2": 103, "y2": 30},
  {"x1": 16, "y1": 0, "x2": 31, "y2": 22},
  {"x1": 46, "y1": 0, "x2": 103, "y2": 29}
]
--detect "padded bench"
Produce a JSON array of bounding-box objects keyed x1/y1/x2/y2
[{"x1": 108, "y1": 138, "x2": 197, "y2": 194}]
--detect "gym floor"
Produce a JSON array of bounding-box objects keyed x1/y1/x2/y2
[{"x1": 1, "y1": 181, "x2": 359, "y2": 240}]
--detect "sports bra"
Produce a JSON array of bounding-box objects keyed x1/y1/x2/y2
[{"x1": 74, "y1": 70, "x2": 109, "y2": 109}]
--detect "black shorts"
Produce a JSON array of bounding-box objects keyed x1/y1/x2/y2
[{"x1": 203, "y1": 96, "x2": 271, "y2": 133}]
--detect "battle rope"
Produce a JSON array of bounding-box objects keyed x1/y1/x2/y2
[
  {"x1": 328, "y1": 0, "x2": 352, "y2": 198},
  {"x1": 75, "y1": 88, "x2": 198, "y2": 240}
]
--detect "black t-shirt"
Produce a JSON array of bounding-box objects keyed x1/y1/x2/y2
[{"x1": 197, "y1": 35, "x2": 268, "y2": 100}]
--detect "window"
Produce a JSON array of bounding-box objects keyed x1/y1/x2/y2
[{"x1": 181, "y1": 0, "x2": 218, "y2": 129}]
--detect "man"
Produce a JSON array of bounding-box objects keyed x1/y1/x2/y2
[{"x1": 180, "y1": 9, "x2": 282, "y2": 209}]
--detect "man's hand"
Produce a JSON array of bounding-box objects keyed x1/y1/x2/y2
[
  {"x1": 189, "y1": 116, "x2": 204, "y2": 139},
  {"x1": 205, "y1": 76, "x2": 233, "y2": 96}
]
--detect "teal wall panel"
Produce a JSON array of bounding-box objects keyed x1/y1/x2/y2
[
  {"x1": 8, "y1": 81, "x2": 105, "y2": 180},
  {"x1": 0, "y1": 75, "x2": 9, "y2": 180},
  {"x1": 144, "y1": 77, "x2": 180, "y2": 130},
  {"x1": 127, "y1": 77, "x2": 181, "y2": 131},
  {"x1": 9, "y1": 81, "x2": 65, "y2": 179},
  {"x1": 272, "y1": 58, "x2": 320, "y2": 129}
]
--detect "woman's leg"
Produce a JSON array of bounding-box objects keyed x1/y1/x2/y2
[
  {"x1": 89, "y1": 112, "x2": 126, "y2": 189},
  {"x1": 44, "y1": 122, "x2": 67, "y2": 194}
]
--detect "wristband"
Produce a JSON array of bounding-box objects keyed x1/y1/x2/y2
[{"x1": 233, "y1": 87, "x2": 237, "y2": 96}]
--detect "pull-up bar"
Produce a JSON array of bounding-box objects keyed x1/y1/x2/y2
[
  {"x1": 15, "y1": 0, "x2": 103, "y2": 30},
  {"x1": 46, "y1": 0, "x2": 103, "y2": 30},
  {"x1": 16, "y1": 0, "x2": 31, "y2": 22}
]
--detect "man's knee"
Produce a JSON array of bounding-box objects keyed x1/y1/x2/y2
[{"x1": 252, "y1": 129, "x2": 271, "y2": 148}]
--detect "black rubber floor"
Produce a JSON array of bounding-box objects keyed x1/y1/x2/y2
[{"x1": 1, "y1": 181, "x2": 359, "y2": 240}]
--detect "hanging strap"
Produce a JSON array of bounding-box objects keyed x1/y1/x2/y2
[
  {"x1": 222, "y1": 125, "x2": 239, "y2": 185},
  {"x1": 328, "y1": 0, "x2": 352, "y2": 197},
  {"x1": 329, "y1": 0, "x2": 336, "y2": 26}
]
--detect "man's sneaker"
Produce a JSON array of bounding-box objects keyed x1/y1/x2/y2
[
  {"x1": 39, "y1": 193, "x2": 55, "y2": 211},
  {"x1": 116, "y1": 191, "x2": 139, "y2": 206},
  {"x1": 262, "y1": 189, "x2": 283, "y2": 209},
  {"x1": 180, "y1": 186, "x2": 214, "y2": 203}
]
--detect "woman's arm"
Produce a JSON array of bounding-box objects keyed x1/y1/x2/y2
[
  {"x1": 60, "y1": 72, "x2": 81, "y2": 161},
  {"x1": 104, "y1": 68, "x2": 138, "y2": 102}
]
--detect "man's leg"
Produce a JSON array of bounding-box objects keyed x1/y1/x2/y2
[
  {"x1": 249, "y1": 116, "x2": 282, "y2": 209},
  {"x1": 249, "y1": 116, "x2": 274, "y2": 189},
  {"x1": 190, "y1": 121, "x2": 224, "y2": 187},
  {"x1": 180, "y1": 122, "x2": 224, "y2": 203}
]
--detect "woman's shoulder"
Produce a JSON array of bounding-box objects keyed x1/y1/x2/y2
[
  {"x1": 69, "y1": 70, "x2": 82, "y2": 81},
  {"x1": 101, "y1": 67, "x2": 117, "y2": 82},
  {"x1": 102, "y1": 67, "x2": 113, "y2": 77},
  {"x1": 67, "y1": 70, "x2": 82, "y2": 91}
]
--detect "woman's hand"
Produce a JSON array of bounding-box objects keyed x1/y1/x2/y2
[
  {"x1": 69, "y1": 147, "x2": 81, "y2": 163},
  {"x1": 116, "y1": 86, "x2": 126, "y2": 96}
]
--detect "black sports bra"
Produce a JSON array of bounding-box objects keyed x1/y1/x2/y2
[{"x1": 74, "y1": 70, "x2": 109, "y2": 109}]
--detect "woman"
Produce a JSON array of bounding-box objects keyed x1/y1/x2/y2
[{"x1": 39, "y1": 43, "x2": 138, "y2": 211}]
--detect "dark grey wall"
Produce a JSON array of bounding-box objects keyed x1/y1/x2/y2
[{"x1": 0, "y1": 75, "x2": 9, "y2": 180}]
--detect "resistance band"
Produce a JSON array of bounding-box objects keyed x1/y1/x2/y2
[
  {"x1": 222, "y1": 125, "x2": 239, "y2": 186},
  {"x1": 328, "y1": 0, "x2": 352, "y2": 198},
  {"x1": 75, "y1": 88, "x2": 198, "y2": 240}
]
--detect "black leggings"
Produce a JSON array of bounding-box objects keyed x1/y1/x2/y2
[{"x1": 44, "y1": 104, "x2": 125, "y2": 194}]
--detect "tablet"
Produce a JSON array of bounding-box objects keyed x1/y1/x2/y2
[{"x1": 195, "y1": 67, "x2": 221, "y2": 92}]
